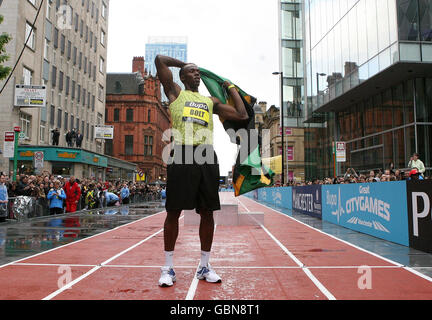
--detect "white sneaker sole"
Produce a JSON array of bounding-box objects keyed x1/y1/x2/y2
[
  {"x1": 197, "y1": 274, "x2": 221, "y2": 283},
  {"x1": 159, "y1": 276, "x2": 176, "y2": 287}
]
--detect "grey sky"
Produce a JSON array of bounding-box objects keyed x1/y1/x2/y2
[{"x1": 107, "y1": 0, "x2": 280, "y2": 175}]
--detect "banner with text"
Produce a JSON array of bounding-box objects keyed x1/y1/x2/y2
[
  {"x1": 246, "y1": 187, "x2": 292, "y2": 210},
  {"x1": 322, "y1": 181, "x2": 409, "y2": 246},
  {"x1": 406, "y1": 180, "x2": 432, "y2": 253},
  {"x1": 292, "y1": 185, "x2": 322, "y2": 218}
]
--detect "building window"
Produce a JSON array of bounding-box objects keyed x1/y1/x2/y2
[
  {"x1": 44, "y1": 39, "x2": 49, "y2": 60},
  {"x1": 105, "y1": 139, "x2": 113, "y2": 155},
  {"x1": 43, "y1": 60, "x2": 49, "y2": 81},
  {"x1": 97, "y1": 112, "x2": 103, "y2": 125},
  {"x1": 50, "y1": 105, "x2": 55, "y2": 126},
  {"x1": 65, "y1": 76, "x2": 70, "y2": 95},
  {"x1": 91, "y1": 95, "x2": 95, "y2": 111},
  {"x1": 67, "y1": 40, "x2": 71, "y2": 60},
  {"x1": 126, "y1": 108, "x2": 133, "y2": 122},
  {"x1": 57, "y1": 109, "x2": 62, "y2": 128},
  {"x1": 99, "y1": 56, "x2": 104, "y2": 73},
  {"x1": 51, "y1": 66, "x2": 57, "y2": 87},
  {"x1": 23, "y1": 66, "x2": 33, "y2": 85},
  {"x1": 20, "y1": 112, "x2": 31, "y2": 139},
  {"x1": 125, "y1": 135, "x2": 133, "y2": 155},
  {"x1": 60, "y1": 34, "x2": 65, "y2": 54},
  {"x1": 148, "y1": 109, "x2": 151, "y2": 122},
  {"x1": 64, "y1": 112, "x2": 68, "y2": 131},
  {"x1": 77, "y1": 84, "x2": 81, "y2": 103},
  {"x1": 98, "y1": 84, "x2": 104, "y2": 101},
  {"x1": 144, "y1": 135, "x2": 153, "y2": 156},
  {"x1": 100, "y1": 29, "x2": 105, "y2": 46},
  {"x1": 25, "y1": 22, "x2": 35, "y2": 50},
  {"x1": 73, "y1": 47, "x2": 77, "y2": 65},
  {"x1": 113, "y1": 108, "x2": 119, "y2": 122},
  {"x1": 74, "y1": 13, "x2": 79, "y2": 32},
  {"x1": 53, "y1": 27, "x2": 58, "y2": 48},
  {"x1": 58, "y1": 71, "x2": 64, "y2": 91},
  {"x1": 101, "y1": 2, "x2": 107, "y2": 19},
  {"x1": 71, "y1": 80, "x2": 76, "y2": 100},
  {"x1": 40, "y1": 121, "x2": 46, "y2": 143}
]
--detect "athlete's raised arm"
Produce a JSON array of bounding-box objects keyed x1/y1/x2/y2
[
  {"x1": 154, "y1": 55, "x2": 186, "y2": 103},
  {"x1": 212, "y1": 81, "x2": 249, "y2": 122}
]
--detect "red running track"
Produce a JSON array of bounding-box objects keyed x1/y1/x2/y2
[{"x1": 1, "y1": 192, "x2": 432, "y2": 300}]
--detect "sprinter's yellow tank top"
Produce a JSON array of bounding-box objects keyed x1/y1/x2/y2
[{"x1": 169, "y1": 90, "x2": 214, "y2": 145}]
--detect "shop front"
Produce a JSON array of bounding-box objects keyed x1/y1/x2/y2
[{"x1": 14, "y1": 146, "x2": 108, "y2": 180}]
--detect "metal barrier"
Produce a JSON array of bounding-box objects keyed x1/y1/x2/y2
[
  {"x1": 1, "y1": 191, "x2": 163, "y2": 222},
  {"x1": 3, "y1": 196, "x2": 50, "y2": 221}
]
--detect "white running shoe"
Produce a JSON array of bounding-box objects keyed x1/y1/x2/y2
[
  {"x1": 196, "y1": 264, "x2": 222, "y2": 283},
  {"x1": 158, "y1": 266, "x2": 176, "y2": 287}
]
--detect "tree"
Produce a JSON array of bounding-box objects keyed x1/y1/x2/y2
[{"x1": 0, "y1": 15, "x2": 12, "y2": 81}]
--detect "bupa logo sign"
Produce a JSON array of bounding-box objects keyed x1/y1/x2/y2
[{"x1": 407, "y1": 181, "x2": 432, "y2": 253}]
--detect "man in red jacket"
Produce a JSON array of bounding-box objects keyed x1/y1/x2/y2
[{"x1": 64, "y1": 176, "x2": 81, "y2": 213}]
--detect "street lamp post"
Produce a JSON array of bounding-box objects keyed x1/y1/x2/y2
[{"x1": 273, "y1": 71, "x2": 285, "y2": 185}]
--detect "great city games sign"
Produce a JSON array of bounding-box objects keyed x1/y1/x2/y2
[{"x1": 322, "y1": 181, "x2": 409, "y2": 246}]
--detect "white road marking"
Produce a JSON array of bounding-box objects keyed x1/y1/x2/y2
[
  {"x1": 42, "y1": 215, "x2": 183, "y2": 300},
  {"x1": 1, "y1": 210, "x2": 166, "y2": 269},
  {"x1": 185, "y1": 223, "x2": 218, "y2": 300},
  {"x1": 242, "y1": 196, "x2": 432, "y2": 283},
  {"x1": 237, "y1": 198, "x2": 336, "y2": 300}
]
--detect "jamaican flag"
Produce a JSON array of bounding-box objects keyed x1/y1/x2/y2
[{"x1": 199, "y1": 68, "x2": 274, "y2": 197}]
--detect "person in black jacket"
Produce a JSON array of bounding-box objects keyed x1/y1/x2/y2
[
  {"x1": 16, "y1": 176, "x2": 32, "y2": 196},
  {"x1": 75, "y1": 130, "x2": 84, "y2": 148},
  {"x1": 51, "y1": 128, "x2": 60, "y2": 146},
  {"x1": 65, "y1": 130, "x2": 72, "y2": 147}
]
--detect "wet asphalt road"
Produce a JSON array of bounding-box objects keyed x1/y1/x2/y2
[{"x1": 0, "y1": 202, "x2": 165, "y2": 266}]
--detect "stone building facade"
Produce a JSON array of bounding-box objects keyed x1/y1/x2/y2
[{"x1": 105, "y1": 57, "x2": 171, "y2": 183}]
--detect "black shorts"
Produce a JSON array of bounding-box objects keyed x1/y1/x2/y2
[{"x1": 165, "y1": 145, "x2": 221, "y2": 213}]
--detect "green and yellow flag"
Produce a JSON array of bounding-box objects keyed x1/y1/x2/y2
[{"x1": 199, "y1": 68, "x2": 274, "y2": 196}]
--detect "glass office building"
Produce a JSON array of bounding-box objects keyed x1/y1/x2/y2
[
  {"x1": 281, "y1": 0, "x2": 305, "y2": 127},
  {"x1": 144, "y1": 37, "x2": 187, "y2": 102},
  {"x1": 304, "y1": 0, "x2": 432, "y2": 179}
]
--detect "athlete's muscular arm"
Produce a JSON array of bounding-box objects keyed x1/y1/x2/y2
[
  {"x1": 212, "y1": 81, "x2": 249, "y2": 122},
  {"x1": 155, "y1": 55, "x2": 186, "y2": 103}
]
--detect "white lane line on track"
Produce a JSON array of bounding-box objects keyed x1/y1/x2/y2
[
  {"x1": 42, "y1": 215, "x2": 183, "y2": 300},
  {"x1": 185, "y1": 264, "x2": 201, "y2": 300},
  {"x1": 1, "y1": 210, "x2": 167, "y2": 269},
  {"x1": 185, "y1": 223, "x2": 218, "y2": 300},
  {"x1": 237, "y1": 198, "x2": 336, "y2": 300},
  {"x1": 241, "y1": 196, "x2": 432, "y2": 283},
  {"x1": 12, "y1": 263, "x2": 404, "y2": 269}
]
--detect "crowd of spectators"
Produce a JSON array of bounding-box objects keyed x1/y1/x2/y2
[
  {"x1": 275, "y1": 153, "x2": 430, "y2": 187},
  {"x1": 0, "y1": 171, "x2": 166, "y2": 220}
]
